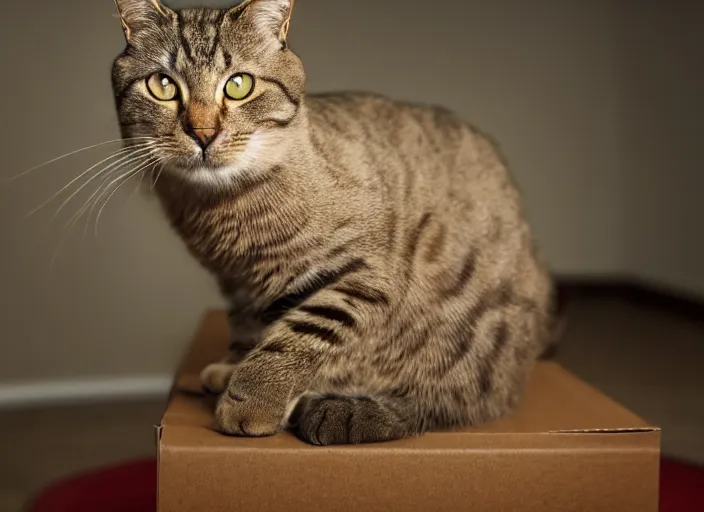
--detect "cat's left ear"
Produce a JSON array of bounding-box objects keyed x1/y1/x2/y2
[
  {"x1": 232, "y1": 0, "x2": 296, "y2": 46},
  {"x1": 114, "y1": 0, "x2": 173, "y2": 43}
]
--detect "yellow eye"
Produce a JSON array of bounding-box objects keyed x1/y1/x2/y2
[
  {"x1": 146, "y1": 73, "x2": 179, "y2": 101},
  {"x1": 224, "y1": 73, "x2": 254, "y2": 101}
]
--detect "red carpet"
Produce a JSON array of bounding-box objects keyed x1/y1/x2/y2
[
  {"x1": 660, "y1": 458, "x2": 704, "y2": 511},
  {"x1": 27, "y1": 457, "x2": 704, "y2": 511},
  {"x1": 27, "y1": 459, "x2": 156, "y2": 512}
]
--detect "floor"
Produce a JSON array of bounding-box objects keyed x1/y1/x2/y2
[{"x1": 1, "y1": 294, "x2": 703, "y2": 511}]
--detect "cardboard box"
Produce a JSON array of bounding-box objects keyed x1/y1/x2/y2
[{"x1": 158, "y1": 310, "x2": 660, "y2": 512}]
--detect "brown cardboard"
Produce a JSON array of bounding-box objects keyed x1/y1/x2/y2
[{"x1": 158, "y1": 310, "x2": 661, "y2": 512}]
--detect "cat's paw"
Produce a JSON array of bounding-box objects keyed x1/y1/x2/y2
[
  {"x1": 294, "y1": 396, "x2": 408, "y2": 446},
  {"x1": 214, "y1": 359, "x2": 291, "y2": 437},
  {"x1": 200, "y1": 363, "x2": 237, "y2": 394}
]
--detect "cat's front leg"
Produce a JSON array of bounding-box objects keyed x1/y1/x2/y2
[
  {"x1": 214, "y1": 264, "x2": 390, "y2": 437},
  {"x1": 200, "y1": 310, "x2": 263, "y2": 394},
  {"x1": 200, "y1": 350, "x2": 246, "y2": 395},
  {"x1": 213, "y1": 320, "x2": 322, "y2": 437}
]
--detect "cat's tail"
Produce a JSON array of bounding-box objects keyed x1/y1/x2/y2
[{"x1": 539, "y1": 280, "x2": 569, "y2": 360}]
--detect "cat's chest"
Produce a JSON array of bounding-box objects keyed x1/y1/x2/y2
[
  {"x1": 167, "y1": 203, "x2": 244, "y2": 274},
  {"x1": 165, "y1": 201, "x2": 300, "y2": 285},
  {"x1": 157, "y1": 183, "x2": 313, "y2": 295}
]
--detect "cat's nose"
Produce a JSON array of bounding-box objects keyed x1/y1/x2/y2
[{"x1": 188, "y1": 128, "x2": 219, "y2": 150}]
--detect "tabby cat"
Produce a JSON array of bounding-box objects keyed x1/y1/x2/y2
[{"x1": 112, "y1": 0, "x2": 558, "y2": 445}]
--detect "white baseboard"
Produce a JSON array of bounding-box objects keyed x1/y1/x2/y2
[{"x1": 0, "y1": 375, "x2": 173, "y2": 409}]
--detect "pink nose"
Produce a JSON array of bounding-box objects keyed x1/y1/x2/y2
[{"x1": 190, "y1": 128, "x2": 218, "y2": 149}]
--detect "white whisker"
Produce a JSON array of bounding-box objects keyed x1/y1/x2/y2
[
  {"x1": 51, "y1": 155, "x2": 162, "y2": 269},
  {"x1": 45, "y1": 144, "x2": 161, "y2": 223},
  {"x1": 71, "y1": 144, "x2": 177, "y2": 236},
  {"x1": 66, "y1": 152, "x2": 158, "y2": 233},
  {"x1": 126, "y1": 169, "x2": 147, "y2": 205},
  {"x1": 93, "y1": 157, "x2": 163, "y2": 237},
  {"x1": 28, "y1": 141, "x2": 159, "y2": 217},
  {"x1": 76, "y1": 154, "x2": 156, "y2": 237},
  {"x1": 4, "y1": 137, "x2": 157, "y2": 185},
  {"x1": 150, "y1": 162, "x2": 167, "y2": 191},
  {"x1": 83, "y1": 145, "x2": 178, "y2": 225}
]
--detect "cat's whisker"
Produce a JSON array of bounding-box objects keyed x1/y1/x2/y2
[
  {"x1": 5, "y1": 137, "x2": 158, "y2": 185},
  {"x1": 93, "y1": 157, "x2": 163, "y2": 237},
  {"x1": 87, "y1": 143, "x2": 179, "y2": 203},
  {"x1": 64, "y1": 157, "x2": 154, "y2": 238},
  {"x1": 28, "y1": 141, "x2": 160, "y2": 218},
  {"x1": 70, "y1": 145, "x2": 176, "y2": 235},
  {"x1": 56, "y1": 154, "x2": 162, "y2": 262},
  {"x1": 81, "y1": 167, "x2": 147, "y2": 239},
  {"x1": 126, "y1": 168, "x2": 147, "y2": 205},
  {"x1": 45, "y1": 144, "x2": 162, "y2": 223},
  {"x1": 150, "y1": 162, "x2": 167, "y2": 191},
  {"x1": 82, "y1": 145, "x2": 178, "y2": 224},
  {"x1": 75, "y1": 153, "x2": 158, "y2": 237}
]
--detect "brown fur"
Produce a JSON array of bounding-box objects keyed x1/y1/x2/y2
[{"x1": 112, "y1": 0, "x2": 556, "y2": 445}]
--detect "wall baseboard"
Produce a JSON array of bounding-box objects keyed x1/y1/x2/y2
[
  {"x1": 0, "y1": 375, "x2": 173, "y2": 410},
  {"x1": 556, "y1": 274, "x2": 704, "y2": 323}
]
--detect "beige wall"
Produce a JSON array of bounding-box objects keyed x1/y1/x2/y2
[
  {"x1": 0, "y1": 0, "x2": 700, "y2": 384},
  {"x1": 614, "y1": 2, "x2": 704, "y2": 296}
]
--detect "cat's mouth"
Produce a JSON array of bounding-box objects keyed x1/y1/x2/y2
[
  {"x1": 136, "y1": 128, "x2": 280, "y2": 189},
  {"x1": 158, "y1": 132, "x2": 260, "y2": 186},
  {"x1": 170, "y1": 132, "x2": 255, "y2": 172}
]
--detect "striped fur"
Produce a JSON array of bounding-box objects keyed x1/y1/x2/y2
[{"x1": 112, "y1": 0, "x2": 557, "y2": 445}]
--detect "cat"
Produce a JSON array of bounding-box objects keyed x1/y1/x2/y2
[{"x1": 112, "y1": 0, "x2": 559, "y2": 445}]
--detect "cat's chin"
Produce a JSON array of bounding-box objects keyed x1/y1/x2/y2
[
  {"x1": 168, "y1": 163, "x2": 246, "y2": 190},
  {"x1": 159, "y1": 130, "x2": 286, "y2": 191}
]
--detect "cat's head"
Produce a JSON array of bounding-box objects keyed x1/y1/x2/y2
[{"x1": 111, "y1": 0, "x2": 305, "y2": 189}]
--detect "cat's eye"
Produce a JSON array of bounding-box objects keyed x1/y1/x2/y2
[
  {"x1": 146, "y1": 73, "x2": 179, "y2": 101},
  {"x1": 224, "y1": 73, "x2": 254, "y2": 101}
]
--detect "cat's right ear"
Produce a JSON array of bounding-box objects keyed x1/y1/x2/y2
[
  {"x1": 229, "y1": 0, "x2": 295, "y2": 47},
  {"x1": 114, "y1": 0, "x2": 173, "y2": 43}
]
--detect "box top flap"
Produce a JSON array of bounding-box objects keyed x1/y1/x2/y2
[{"x1": 161, "y1": 310, "x2": 657, "y2": 450}]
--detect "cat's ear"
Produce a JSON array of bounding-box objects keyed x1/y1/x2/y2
[
  {"x1": 114, "y1": 0, "x2": 173, "y2": 43},
  {"x1": 232, "y1": 0, "x2": 295, "y2": 46}
]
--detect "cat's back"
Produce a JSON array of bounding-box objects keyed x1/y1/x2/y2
[
  {"x1": 306, "y1": 91, "x2": 516, "y2": 211},
  {"x1": 305, "y1": 91, "x2": 492, "y2": 191},
  {"x1": 306, "y1": 91, "x2": 468, "y2": 148}
]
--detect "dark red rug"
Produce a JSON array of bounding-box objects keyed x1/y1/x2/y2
[
  {"x1": 660, "y1": 458, "x2": 704, "y2": 511},
  {"x1": 26, "y1": 457, "x2": 704, "y2": 511},
  {"x1": 27, "y1": 459, "x2": 156, "y2": 512}
]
